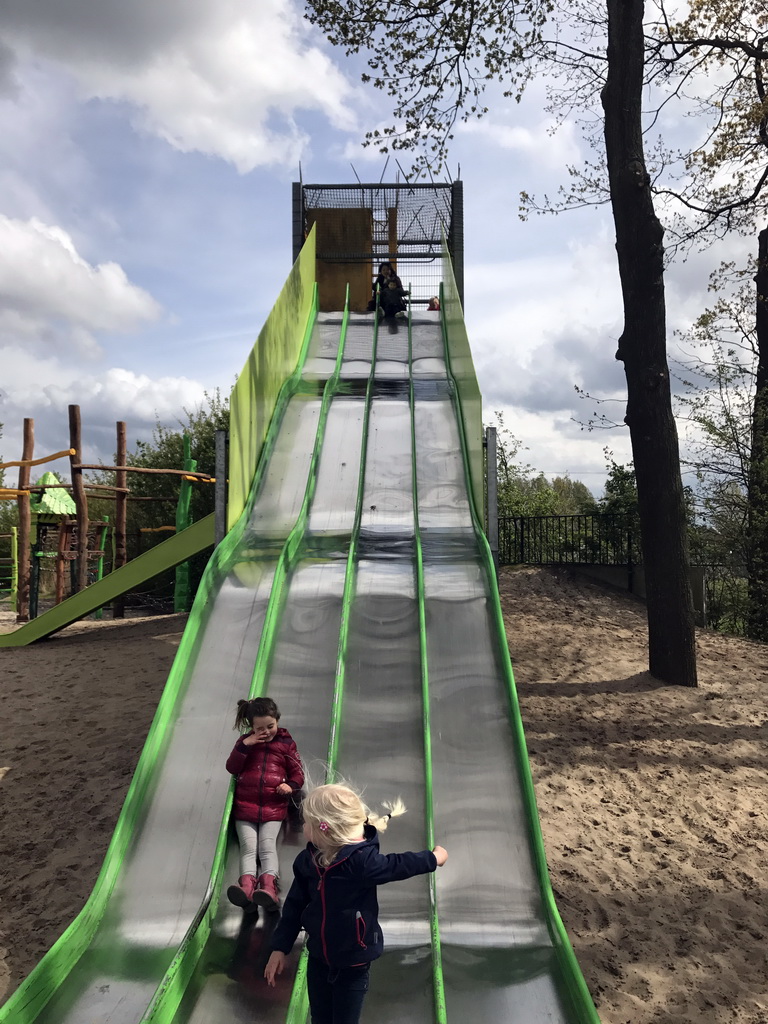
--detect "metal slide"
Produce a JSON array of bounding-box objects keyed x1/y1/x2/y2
[{"x1": 1, "y1": 297, "x2": 600, "y2": 1024}]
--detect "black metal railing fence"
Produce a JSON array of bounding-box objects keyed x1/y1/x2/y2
[{"x1": 498, "y1": 513, "x2": 642, "y2": 567}]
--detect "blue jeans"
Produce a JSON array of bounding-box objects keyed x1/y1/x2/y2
[{"x1": 306, "y1": 957, "x2": 370, "y2": 1024}]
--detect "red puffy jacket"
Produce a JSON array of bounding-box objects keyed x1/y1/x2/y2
[{"x1": 226, "y1": 728, "x2": 304, "y2": 824}]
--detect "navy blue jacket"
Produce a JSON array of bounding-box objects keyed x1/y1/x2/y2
[{"x1": 270, "y1": 825, "x2": 437, "y2": 968}]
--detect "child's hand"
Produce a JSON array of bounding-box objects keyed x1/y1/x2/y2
[
  {"x1": 432, "y1": 845, "x2": 448, "y2": 866},
  {"x1": 264, "y1": 951, "x2": 286, "y2": 986},
  {"x1": 242, "y1": 733, "x2": 259, "y2": 746},
  {"x1": 276, "y1": 783, "x2": 292, "y2": 796}
]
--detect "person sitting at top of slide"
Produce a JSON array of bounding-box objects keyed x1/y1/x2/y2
[{"x1": 367, "y1": 262, "x2": 407, "y2": 318}]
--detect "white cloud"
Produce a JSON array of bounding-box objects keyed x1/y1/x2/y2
[
  {"x1": 0, "y1": 215, "x2": 162, "y2": 353},
  {"x1": 466, "y1": 230, "x2": 625, "y2": 408},
  {"x1": 0, "y1": 345, "x2": 208, "y2": 465},
  {"x1": 458, "y1": 115, "x2": 582, "y2": 171},
  {"x1": 487, "y1": 403, "x2": 632, "y2": 495},
  {"x1": 2, "y1": 0, "x2": 357, "y2": 173},
  {"x1": 0, "y1": 37, "x2": 19, "y2": 98}
]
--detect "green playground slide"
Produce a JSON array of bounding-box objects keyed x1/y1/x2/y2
[
  {"x1": 0, "y1": 225, "x2": 600, "y2": 1024},
  {"x1": 0, "y1": 516, "x2": 215, "y2": 648}
]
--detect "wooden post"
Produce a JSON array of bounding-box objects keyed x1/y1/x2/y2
[
  {"x1": 68, "y1": 405, "x2": 89, "y2": 593},
  {"x1": 55, "y1": 518, "x2": 70, "y2": 605},
  {"x1": 15, "y1": 418, "x2": 34, "y2": 622},
  {"x1": 114, "y1": 421, "x2": 127, "y2": 618}
]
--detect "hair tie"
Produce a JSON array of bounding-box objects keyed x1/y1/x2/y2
[{"x1": 319, "y1": 821, "x2": 329, "y2": 832}]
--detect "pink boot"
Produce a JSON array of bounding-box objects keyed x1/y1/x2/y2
[
  {"x1": 227, "y1": 874, "x2": 258, "y2": 911},
  {"x1": 252, "y1": 873, "x2": 280, "y2": 912}
]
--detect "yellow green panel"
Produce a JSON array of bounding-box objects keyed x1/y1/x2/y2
[
  {"x1": 227, "y1": 226, "x2": 317, "y2": 530},
  {"x1": 441, "y1": 247, "x2": 484, "y2": 519}
]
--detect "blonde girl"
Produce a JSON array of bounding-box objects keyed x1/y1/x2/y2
[{"x1": 265, "y1": 783, "x2": 447, "y2": 1024}]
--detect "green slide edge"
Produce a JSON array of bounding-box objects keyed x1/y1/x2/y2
[
  {"x1": 0, "y1": 249, "x2": 319, "y2": 1024},
  {"x1": 228, "y1": 228, "x2": 317, "y2": 530},
  {"x1": 0, "y1": 516, "x2": 215, "y2": 648},
  {"x1": 408, "y1": 309, "x2": 448, "y2": 1023},
  {"x1": 438, "y1": 269, "x2": 601, "y2": 1024},
  {"x1": 440, "y1": 240, "x2": 484, "y2": 523}
]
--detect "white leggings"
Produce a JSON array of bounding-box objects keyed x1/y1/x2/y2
[{"x1": 236, "y1": 819, "x2": 282, "y2": 878}]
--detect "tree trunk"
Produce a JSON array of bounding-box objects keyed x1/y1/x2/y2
[
  {"x1": 746, "y1": 227, "x2": 768, "y2": 640},
  {"x1": 602, "y1": 0, "x2": 697, "y2": 685}
]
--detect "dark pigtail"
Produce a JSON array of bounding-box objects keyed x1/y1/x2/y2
[{"x1": 234, "y1": 699, "x2": 251, "y2": 732}]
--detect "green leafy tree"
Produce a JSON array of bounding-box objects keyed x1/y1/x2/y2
[
  {"x1": 599, "y1": 457, "x2": 639, "y2": 520},
  {"x1": 647, "y1": 4, "x2": 768, "y2": 641},
  {"x1": 90, "y1": 390, "x2": 229, "y2": 602},
  {"x1": 492, "y1": 412, "x2": 594, "y2": 515},
  {"x1": 551, "y1": 474, "x2": 596, "y2": 514},
  {"x1": 127, "y1": 389, "x2": 229, "y2": 529},
  {"x1": 673, "y1": 259, "x2": 767, "y2": 637}
]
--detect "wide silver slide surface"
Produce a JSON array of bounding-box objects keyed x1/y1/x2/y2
[
  {"x1": 162, "y1": 309, "x2": 586, "y2": 1024},
  {"x1": 24, "y1": 309, "x2": 590, "y2": 1023}
]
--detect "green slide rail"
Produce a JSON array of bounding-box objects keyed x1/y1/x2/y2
[
  {"x1": 0, "y1": 516, "x2": 215, "y2": 649},
  {"x1": 282, "y1": 292, "x2": 379, "y2": 1024},
  {"x1": 0, "y1": 238, "x2": 320, "y2": 1024},
  {"x1": 438, "y1": 267, "x2": 601, "y2": 1023},
  {"x1": 407, "y1": 307, "x2": 448, "y2": 1024}
]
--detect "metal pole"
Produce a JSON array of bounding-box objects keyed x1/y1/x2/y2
[
  {"x1": 450, "y1": 181, "x2": 465, "y2": 309},
  {"x1": 292, "y1": 182, "x2": 304, "y2": 263},
  {"x1": 29, "y1": 539, "x2": 41, "y2": 620},
  {"x1": 10, "y1": 526, "x2": 18, "y2": 609},
  {"x1": 215, "y1": 430, "x2": 228, "y2": 546},
  {"x1": 174, "y1": 433, "x2": 195, "y2": 612},
  {"x1": 68, "y1": 405, "x2": 89, "y2": 593},
  {"x1": 485, "y1": 426, "x2": 499, "y2": 574},
  {"x1": 114, "y1": 421, "x2": 127, "y2": 618},
  {"x1": 16, "y1": 418, "x2": 34, "y2": 621},
  {"x1": 94, "y1": 517, "x2": 109, "y2": 619}
]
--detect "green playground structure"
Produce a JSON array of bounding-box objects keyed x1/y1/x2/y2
[
  {"x1": 0, "y1": 515, "x2": 214, "y2": 648},
  {"x1": 0, "y1": 219, "x2": 601, "y2": 1024},
  {"x1": 0, "y1": 527, "x2": 18, "y2": 607}
]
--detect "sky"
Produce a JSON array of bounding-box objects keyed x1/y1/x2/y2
[{"x1": 0, "y1": 0, "x2": 742, "y2": 495}]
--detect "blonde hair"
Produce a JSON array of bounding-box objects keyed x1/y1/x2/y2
[{"x1": 303, "y1": 784, "x2": 406, "y2": 867}]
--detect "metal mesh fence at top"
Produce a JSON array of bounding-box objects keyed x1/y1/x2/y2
[
  {"x1": 302, "y1": 183, "x2": 453, "y2": 252},
  {"x1": 300, "y1": 183, "x2": 459, "y2": 306}
]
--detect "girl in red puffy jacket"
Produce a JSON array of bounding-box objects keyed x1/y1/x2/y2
[{"x1": 225, "y1": 697, "x2": 305, "y2": 912}]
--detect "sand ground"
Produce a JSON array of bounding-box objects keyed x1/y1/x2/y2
[{"x1": 1, "y1": 568, "x2": 766, "y2": 1022}]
